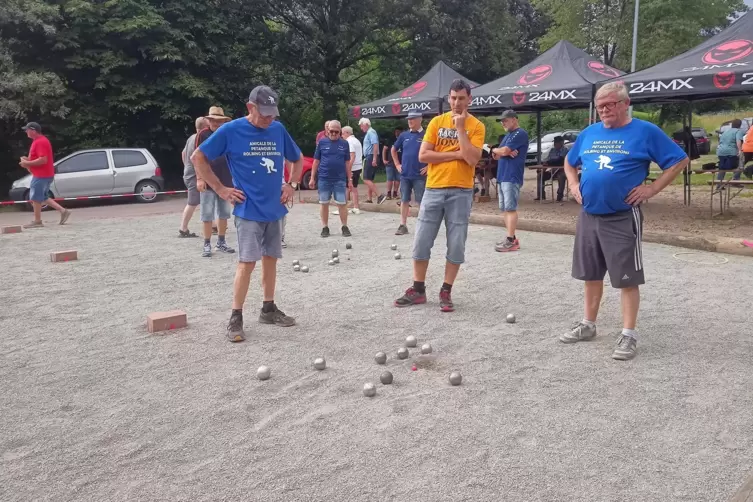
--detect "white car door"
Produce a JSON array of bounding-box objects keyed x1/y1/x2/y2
[{"x1": 52, "y1": 151, "x2": 115, "y2": 197}]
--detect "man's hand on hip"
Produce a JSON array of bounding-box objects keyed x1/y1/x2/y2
[
  {"x1": 569, "y1": 182, "x2": 582, "y2": 204},
  {"x1": 625, "y1": 184, "x2": 656, "y2": 206},
  {"x1": 217, "y1": 186, "x2": 246, "y2": 204}
]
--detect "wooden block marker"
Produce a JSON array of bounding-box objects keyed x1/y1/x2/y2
[
  {"x1": 1, "y1": 225, "x2": 23, "y2": 234},
  {"x1": 147, "y1": 310, "x2": 187, "y2": 333},
  {"x1": 50, "y1": 250, "x2": 78, "y2": 263}
]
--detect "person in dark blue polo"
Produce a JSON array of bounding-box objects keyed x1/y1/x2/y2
[
  {"x1": 392, "y1": 111, "x2": 427, "y2": 235},
  {"x1": 311, "y1": 119, "x2": 353, "y2": 238}
]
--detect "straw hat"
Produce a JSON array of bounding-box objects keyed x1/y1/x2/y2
[{"x1": 206, "y1": 106, "x2": 231, "y2": 122}]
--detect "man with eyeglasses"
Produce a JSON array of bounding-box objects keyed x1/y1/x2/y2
[
  {"x1": 558, "y1": 81, "x2": 688, "y2": 361},
  {"x1": 310, "y1": 120, "x2": 353, "y2": 238}
]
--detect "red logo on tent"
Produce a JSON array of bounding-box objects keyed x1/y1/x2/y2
[
  {"x1": 703, "y1": 40, "x2": 753, "y2": 64},
  {"x1": 401, "y1": 81, "x2": 427, "y2": 97},
  {"x1": 518, "y1": 65, "x2": 552, "y2": 85},
  {"x1": 352, "y1": 106, "x2": 361, "y2": 118},
  {"x1": 588, "y1": 61, "x2": 621, "y2": 79},
  {"x1": 392, "y1": 103, "x2": 401, "y2": 115},
  {"x1": 713, "y1": 71, "x2": 736, "y2": 89},
  {"x1": 512, "y1": 92, "x2": 526, "y2": 105}
]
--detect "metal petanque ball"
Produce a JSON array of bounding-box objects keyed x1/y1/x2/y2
[
  {"x1": 397, "y1": 347, "x2": 409, "y2": 359},
  {"x1": 421, "y1": 343, "x2": 432, "y2": 355},
  {"x1": 313, "y1": 357, "x2": 326, "y2": 370},
  {"x1": 292, "y1": 259, "x2": 300, "y2": 266},
  {"x1": 301, "y1": 266, "x2": 309, "y2": 273},
  {"x1": 405, "y1": 335, "x2": 417, "y2": 348},
  {"x1": 380, "y1": 371, "x2": 393, "y2": 385},
  {"x1": 394, "y1": 253, "x2": 401, "y2": 260},
  {"x1": 449, "y1": 371, "x2": 462, "y2": 386},
  {"x1": 328, "y1": 259, "x2": 335, "y2": 266},
  {"x1": 363, "y1": 382, "x2": 377, "y2": 397},
  {"x1": 346, "y1": 243, "x2": 352, "y2": 250},
  {"x1": 293, "y1": 264, "x2": 301, "y2": 272},
  {"x1": 332, "y1": 249, "x2": 339, "y2": 258},
  {"x1": 333, "y1": 256, "x2": 340, "y2": 264},
  {"x1": 506, "y1": 313, "x2": 516, "y2": 324},
  {"x1": 375, "y1": 351, "x2": 387, "y2": 364},
  {"x1": 256, "y1": 366, "x2": 271, "y2": 381},
  {"x1": 390, "y1": 244, "x2": 398, "y2": 251}
]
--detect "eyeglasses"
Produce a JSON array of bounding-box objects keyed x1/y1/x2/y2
[
  {"x1": 329, "y1": 130, "x2": 341, "y2": 135},
  {"x1": 595, "y1": 100, "x2": 624, "y2": 112}
]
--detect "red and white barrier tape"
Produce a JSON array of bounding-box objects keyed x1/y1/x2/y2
[{"x1": 0, "y1": 190, "x2": 186, "y2": 205}]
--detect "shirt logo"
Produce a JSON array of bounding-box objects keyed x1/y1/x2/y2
[
  {"x1": 261, "y1": 157, "x2": 276, "y2": 173},
  {"x1": 597, "y1": 155, "x2": 614, "y2": 170}
]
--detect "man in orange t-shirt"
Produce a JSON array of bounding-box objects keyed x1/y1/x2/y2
[
  {"x1": 742, "y1": 128, "x2": 753, "y2": 178},
  {"x1": 394, "y1": 79, "x2": 485, "y2": 312},
  {"x1": 19, "y1": 122, "x2": 71, "y2": 228}
]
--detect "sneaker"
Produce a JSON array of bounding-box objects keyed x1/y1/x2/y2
[
  {"x1": 202, "y1": 242, "x2": 212, "y2": 257},
  {"x1": 259, "y1": 305, "x2": 296, "y2": 327},
  {"x1": 394, "y1": 287, "x2": 427, "y2": 307},
  {"x1": 216, "y1": 240, "x2": 235, "y2": 253},
  {"x1": 364, "y1": 199, "x2": 373, "y2": 204},
  {"x1": 495, "y1": 238, "x2": 520, "y2": 252},
  {"x1": 23, "y1": 221, "x2": 44, "y2": 229},
  {"x1": 226, "y1": 313, "x2": 246, "y2": 343},
  {"x1": 480, "y1": 189, "x2": 487, "y2": 196},
  {"x1": 178, "y1": 229, "x2": 198, "y2": 238},
  {"x1": 439, "y1": 289, "x2": 454, "y2": 312},
  {"x1": 332, "y1": 209, "x2": 340, "y2": 215},
  {"x1": 559, "y1": 322, "x2": 597, "y2": 344},
  {"x1": 395, "y1": 224, "x2": 408, "y2": 235},
  {"x1": 321, "y1": 226, "x2": 330, "y2": 238},
  {"x1": 348, "y1": 208, "x2": 361, "y2": 215},
  {"x1": 377, "y1": 194, "x2": 387, "y2": 205},
  {"x1": 612, "y1": 334, "x2": 638, "y2": 360},
  {"x1": 386, "y1": 194, "x2": 393, "y2": 200},
  {"x1": 341, "y1": 225, "x2": 352, "y2": 237},
  {"x1": 59, "y1": 209, "x2": 71, "y2": 225}
]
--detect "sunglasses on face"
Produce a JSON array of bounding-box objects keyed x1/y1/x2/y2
[{"x1": 329, "y1": 130, "x2": 341, "y2": 135}]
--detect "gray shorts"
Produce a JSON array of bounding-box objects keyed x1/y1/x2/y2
[
  {"x1": 572, "y1": 207, "x2": 644, "y2": 288},
  {"x1": 235, "y1": 216, "x2": 283, "y2": 263},
  {"x1": 200, "y1": 189, "x2": 232, "y2": 221},
  {"x1": 184, "y1": 176, "x2": 200, "y2": 206},
  {"x1": 413, "y1": 188, "x2": 473, "y2": 265}
]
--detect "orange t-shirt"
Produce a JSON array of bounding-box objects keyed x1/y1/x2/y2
[
  {"x1": 422, "y1": 112, "x2": 486, "y2": 189},
  {"x1": 743, "y1": 130, "x2": 753, "y2": 153}
]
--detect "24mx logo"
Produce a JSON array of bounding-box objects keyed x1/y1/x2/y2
[
  {"x1": 528, "y1": 90, "x2": 577, "y2": 102},
  {"x1": 470, "y1": 95, "x2": 502, "y2": 107},
  {"x1": 358, "y1": 106, "x2": 386, "y2": 116},
  {"x1": 629, "y1": 78, "x2": 693, "y2": 94}
]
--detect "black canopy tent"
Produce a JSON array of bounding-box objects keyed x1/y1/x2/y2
[
  {"x1": 597, "y1": 10, "x2": 753, "y2": 204},
  {"x1": 347, "y1": 61, "x2": 478, "y2": 120}
]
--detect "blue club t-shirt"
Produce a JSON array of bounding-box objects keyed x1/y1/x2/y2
[
  {"x1": 314, "y1": 138, "x2": 350, "y2": 180},
  {"x1": 198, "y1": 118, "x2": 302, "y2": 222},
  {"x1": 567, "y1": 119, "x2": 687, "y2": 215},
  {"x1": 393, "y1": 129, "x2": 426, "y2": 180},
  {"x1": 497, "y1": 127, "x2": 529, "y2": 185}
]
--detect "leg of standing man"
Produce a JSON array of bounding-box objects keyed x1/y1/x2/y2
[
  {"x1": 495, "y1": 182, "x2": 521, "y2": 252},
  {"x1": 179, "y1": 176, "x2": 200, "y2": 237},
  {"x1": 24, "y1": 177, "x2": 70, "y2": 228},
  {"x1": 349, "y1": 170, "x2": 361, "y2": 214}
]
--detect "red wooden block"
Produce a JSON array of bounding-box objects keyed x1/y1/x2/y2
[
  {"x1": 1, "y1": 225, "x2": 23, "y2": 234},
  {"x1": 50, "y1": 250, "x2": 78, "y2": 262},
  {"x1": 147, "y1": 310, "x2": 187, "y2": 333}
]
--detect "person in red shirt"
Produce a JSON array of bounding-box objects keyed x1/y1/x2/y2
[
  {"x1": 315, "y1": 121, "x2": 330, "y2": 144},
  {"x1": 19, "y1": 122, "x2": 71, "y2": 228}
]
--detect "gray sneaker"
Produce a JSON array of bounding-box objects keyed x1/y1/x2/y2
[
  {"x1": 23, "y1": 220, "x2": 44, "y2": 229},
  {"x1": 259, "y1": 305, "x2": 296, "y2": 327},
  {"x1": 226, "y1": 313, "x2": 246, "y2": 343},
  {"x1": 202, "y1": 241, "x2": 212, "y2": 257},
  {"x1": 216, "y1": 240, "x2": 235, "y2": 253},
  {"x1": 395, "y1": 224, "x2": 408, "y2": 235},
  {"x1": 612, "y1": 334, "x2": 638, "y2": 361},
  {"x1": 59, "y1": 209, "x2": 71, "y2": 225},
  {"x1": 559, "y1": 322, "x2": 597, "y2": 344}
]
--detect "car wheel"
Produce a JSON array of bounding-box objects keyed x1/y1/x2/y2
[
  {"x1": 135, "y1": 180, "x2": 160, "y2": 203},
  {"x1": 301, "y1": 171, "x2": 311, "y2": 190}
]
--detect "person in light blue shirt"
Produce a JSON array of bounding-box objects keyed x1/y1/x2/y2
[
  {"x1": 559, "y1": 81, "x2": 688, "y2": 362},
  {"x1": 358, "y1": 117, "x2": 386, "y2": 204},
  {"x1": 192, "y1": 85, "x2": 303, "y2": 344},
  {"x1": 716, "y1": 118, "x2": 745, "y2": 182}
]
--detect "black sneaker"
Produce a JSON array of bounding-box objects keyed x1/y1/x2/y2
[
  {"x1": 394, "y1": 287, "x2": 427, "y2": 307},
  {"x1": 377, "y1": 194, "x2": 387, "y2": 205},
  {"x1": 342, "y1": 225, "x2": 352, "y2": 237},
  {"x1": 321, "y1": 226, "x2": 330, "y2": 238},
  {"x1": 395, "y1": 224, "x2": 408, "y2": 235},
  {"x1": 227, "y1": 313, "x2": 246, "y2": 342},
  {"x1": 259, "y1": 305, "x2": 296, "y2": 327}
]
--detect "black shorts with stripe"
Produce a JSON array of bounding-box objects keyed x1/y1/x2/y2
[{"x1": 572, "y1": 206, "x2": 644, "y2": 288}]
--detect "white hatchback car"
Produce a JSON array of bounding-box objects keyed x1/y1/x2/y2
[{"x1": 9, "y1": 148, "x2": 164, "y2": 209}]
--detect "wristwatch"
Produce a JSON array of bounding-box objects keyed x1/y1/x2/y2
[{"x1": 288, "y1": 182, "x2": 299, "y2": 190}]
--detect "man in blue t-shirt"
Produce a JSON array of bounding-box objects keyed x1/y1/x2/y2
[
  {"x1": 392, "y1": 110, "x2": 427, "y2": 235},
  {"x1": 192, "y1": 85, "x2": 303, "y2": 343},
  {"x1": 492, "y1": 109, "x2": 529, "y2": 252},
  {"x1": 311, "y1": 119, "x2": 353, "y2": 238},
  {"x1": 559, "y1": 82, "x2": 688, "y2": 361}
]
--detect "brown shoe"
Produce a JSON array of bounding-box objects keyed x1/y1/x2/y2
[
  {"x1": 23, "y1": 221, "x2": 44, "y2": 229},
  {"x1": 59, "y1": 209, "x2": 71, "y2": 225}
]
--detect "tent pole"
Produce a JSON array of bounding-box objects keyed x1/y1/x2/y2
[
  {"x1": 536, "y1": 110, "x2": 543, "y2": 198},
  {"x1": 589, "y1": 102, "x2": 593, "y2": 125},
  {"x1": 686, "y1": 102, "x2": 692, "y2": 206}
]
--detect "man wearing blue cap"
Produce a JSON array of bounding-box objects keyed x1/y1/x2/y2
[
  {"x1": 392, "y1": 111, "x2": 427, "y2": 235},
  {"x1": 192, "y1": 85, "x2": 303, "y2": 343}
]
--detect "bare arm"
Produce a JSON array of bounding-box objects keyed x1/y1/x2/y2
[
  {"x1": 418, "y1": 141, "x2": 460, "y2": 164},
  {"x1": 564, "y1": 157, "x2": 579, "y2": 186},
  {"x1": 391, "y1": 146, "x2": 401, "y2": 171},
  {"x1": 289, "y1": 156, "x2": 303, "y2": 184},
  {"x1": 382, "y1": 145, "x2": 389, "y2": 165},
  {"x1": 191, "y1": 149, "x2": 223, "y2": 192},
  {"x1": 456, "y1": 120, "x2": 482, "y2": 167},
  {"x1": 646, "y1": 157, "x2": 688, "y2": 194},
  {"x1": 21, "y1": 156, "x2": 47, "y2": 167},
  {"x1": 311, "y1": 159, "x2": 320, "y2": 178}
]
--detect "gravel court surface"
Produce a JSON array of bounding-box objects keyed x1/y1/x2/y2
[{"x1": 1, "y1": 203, "x2": 752, "y2": 502}]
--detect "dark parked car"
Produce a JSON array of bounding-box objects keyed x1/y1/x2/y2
[{"x1": 672, "y1": 127, "x2": 711, "y2": 155}]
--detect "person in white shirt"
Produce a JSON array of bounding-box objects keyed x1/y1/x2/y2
[{"x1": 342, "y1": 126, "x2": 362, "y2": 214}]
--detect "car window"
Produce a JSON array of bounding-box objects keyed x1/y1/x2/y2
[
  {"x1": 56, "y1": 152, "x2": 109, "y2": 174},
  {"x1": 113, "y1": 150, "x2": 148, "y2": 168}
]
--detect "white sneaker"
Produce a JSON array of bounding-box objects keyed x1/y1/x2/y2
[
  {"x1": 349, "y1": 208, "x2": 361, "y2": 215},
  {"x1": 332, "y1": 210, "x2": 339, "y2": 215}
]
